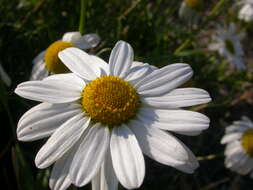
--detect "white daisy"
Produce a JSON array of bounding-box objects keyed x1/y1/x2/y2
[
  {"x1": 209, "y1": 23, "x2": 245, "y2": 70},
  {"x1": 30, "y1": 31, "x2": 100, "y2": 80},
  {"x1": 179, "y1": 0, "x2": 203, "y2": 25},
  {"x1": 0, "y1": 63, "x2": 11, "y2": 86},
  {"x1": 15, "y1": 41, "x2": 211, "y2": 190},
  {"x1": 238, "y1": 0, "x2": 253, "y2": 22},
  {"x1": 221, "y1": 116, "x2": 253, "y2": 177}
]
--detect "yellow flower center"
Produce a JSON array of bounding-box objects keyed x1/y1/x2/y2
[
  {"x1": 225, "y1": 39, "x2": 235, "y2": 55},
  {"x1": 81, "y1": 76, "x2": 140, "y2": 127},
  {"x1": 44, "y1": 41, "x2": 74, "y2": 74},
  {"x1": 241, "y1": 129, "x2": 253, "y2": 157},
  {"x1": 185, "y1": 0, "x2": 203, "y2": 11}
]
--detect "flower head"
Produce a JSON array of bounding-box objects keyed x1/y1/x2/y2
[
  {"x1": 221, "y1": 116, "x2": 253, "y2": 177},
  {"x1": 30, "y1": 32, "x2": 100, "y2": 80},
  {"x1": 15, "y1": 41, "x2": 211, "y2": 190},
  {"x1": 209, "y1": 23, "x2": 245, "y2": 70},
  {"x1": 238, "y1": 0, "x2": 253, "y2": 22}
]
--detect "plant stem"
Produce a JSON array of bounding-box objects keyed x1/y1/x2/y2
[
  {"x1": 197, "y1": 153, "x2": 223, "y2": 161},
  {"x1": 79, "y1": 0, "x2": 88, "y2": 35}
]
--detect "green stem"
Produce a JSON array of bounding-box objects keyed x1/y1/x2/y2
[
  {"x1": 173, "y1": 0, "x2": 229, "y2": 55},
  {"x1": 197, "y1": 153, "x2": 224, "y2": 161},
  {"x1": 79, "y1": 0, "x2": 88, "y2": 35},
  {"x1": 209, "y1": 0, "x2": 227, "y2": 17}
]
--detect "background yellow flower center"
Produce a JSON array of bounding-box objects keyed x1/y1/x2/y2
[
  {"x1": 185, "y1": 0, "x2": 203, "y2": 11},
  {"x1": 81, "y1": 76, "x2": 140, "y2": 127},
  {"x1": 241, "y1": 129, "x2": 253, "y2": 157},
  {"x1": 44, "y1": 41, "x2": 74, "y2": 74}
]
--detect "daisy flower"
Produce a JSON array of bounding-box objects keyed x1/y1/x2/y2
[
  {"x1": 209, "y1": 23, "x2": 245, "y2": 70},
  {"x1": 30, "y1": 31, "x2": 100, "y2": 80},
  {"x1": 221, "y1": 116, "x2": 253, "y2": 177},
  {"x1": 179, "y1": 0, "x2": 203, "y2": 25},
  {"x1": 15, "y1": 41, "x2": 211, "y2": 190},
  {"x1": 0, "y1": 63, "x2": 11, "y2": 86},
  {"x1": 238, "y1": 0, "x2": 253, "y2": 22}
]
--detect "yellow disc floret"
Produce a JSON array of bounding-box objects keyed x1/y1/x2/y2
[
  {"x1": 241, "y1": 129, "x2": 253, "y2": 157},
  {"x1": 185, "y1": 0, "x2": 203, "y2": 11},
  {"x1": 81, "y1": 76, "x2": 140, "y2": 127},
  {"x1": 44, "y1": 41, "x2": 74, "y2": 74}
]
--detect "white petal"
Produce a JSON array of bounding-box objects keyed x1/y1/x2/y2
[
  {"x1": 89, "y1": 55, "x2": 109, "y2": 75},
  {"x1": 208, "y1": 43, "x2": 221, "y2": 51},
  {"x1": 225, "y1": 150, "x2": 246, "y2": 169},
  {"x1": 0, "y1": 64, "x2": 11, "y2": 86},
  {"x1": 92, "y1": 151, "x2": 118, "y2": 190},
  {"x1": 235, "y1": 155, "x2": 253, "y2": 175},
  {"x1": 58, "y1": 47, "x2": 101, "y2": 81},
  {"x1": 109, "y1": 41, "x2": 133, "y2": 78},
  {"x1": 242, "y1": 116, "x2": 253, "y2": 124},
  {"x1": 43, "y1": 73, "x2": 86, "y2": 87},
  {"x1": 62, "y1": 32, "x2": 82, "y2": 43},
  {"x1": 30, "y1": 59, "x2": 49, "y2": 81},
  {"x1": 74, "y1": 33, "x2": 101, "y2": 49},
  {"x1": 49, "y1": 154, "x2": 72, "y2": 190},
  {"x1": 130, "y1": 120, "x2": 198, "y2": 173},
  {"x1": 32, "y1": 50, "x2": 46, "y2": 65},
  {"x1": 138, "y1": 108, "x2": 210, "y2": 134},
  {"x1": 70, "y1": 124, "x2": 110, "y2": 187},
  {"x1": 35, "y1": 113, "x2": 90, "y2": 168},
  {"x1": 15, "y1": 76, "x2": 84, "y2": 103},
  {"x1": 225, "y1": 125, "x2": 248, "y2": 134},
  {"x1": 221, "y1": 132, "x2": 243, "y2": 144},
  {"x1": 135, "y1": 63, "x2": 193, "y2": 97},
  {"x1": 142, "y1": 88, "x2": 211, "y2": 108},
  {"x1": 92, "y1": 169, "x2": 102, "y2": 190},
  {"x1": 17, "y1": 103, "x2": 81, "y2": 141},
  {"x1": 234, "y1": 120, "x2": 253, "y2": 129},
  {"x1": 125, "y1": 62, "x2": 156, "y2": 85},
  {"x1": 110, "y1": 125, "x2": 145, "y2": 189},
  {"x1": 224, "y1": 140, "x2": 242, "y2": 156}
]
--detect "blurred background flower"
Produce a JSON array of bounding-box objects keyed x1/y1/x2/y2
[
  {"x1": 238, "y1": 0, "x2": 253, "y2": 22},
  {"x1": 221, "y1": 116, "x2": 253, "y2": 177},
  {"x1": 30, "y1": 32, "x2": 100, "y2": 80},
  {"x1": 209, "y1": 23, "x2": 245, "y2": 70}
]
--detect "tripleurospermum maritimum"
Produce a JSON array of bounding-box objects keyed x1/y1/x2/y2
[
  {"x1": 209, "y1": 23, "x2": 245, "y2": 70},
  {"x1": 30, "y1": 31, "x2": 100, "y2": 80},
  {"x1": 15, "y1": 41, "x2": 211, "y2": 190},
  {"x1": 238, "y1": 0, "x2": 253, "y2": 22},
  {"x1": 221, "y1": 116, "x2": 253, "y2": 177}
]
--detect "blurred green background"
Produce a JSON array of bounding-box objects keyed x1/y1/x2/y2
[{"x1": 1, "y1": 0, "x2": 253, "y2": 189}]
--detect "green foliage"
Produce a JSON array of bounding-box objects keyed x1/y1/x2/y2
[{"x1": 1, "y1": 0, "x2": 253, "y2": 189}]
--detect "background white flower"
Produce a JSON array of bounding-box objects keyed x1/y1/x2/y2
[
  {"x1": 209, "y1": 23, "x2": 245, "y2": 70},
  {"x1": 15, "y1": 41, "x2": 211, "y2": 190},
  {"x1": 221, "y1": 116, "x2": 253, "y2": 177},
  {"x1": 179, "y1": 0, "x2": 203, "y2": 25},
  {"x1": 0, "y1": 63, "x2": 11, "y2": 86},
  {"x1": 30, "y1": 31, "x2": 100, "y2": 80},
  {"x1": 238, "y1": 0, "x2": 253, "y2": 22}
]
